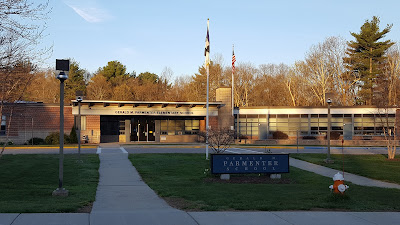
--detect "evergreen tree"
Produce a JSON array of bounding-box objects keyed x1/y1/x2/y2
[
  {"x1": 65, "y1": 61, "x2": 87, "y2": 101},
  {"x1": 137, "y1": 72, "x2": 159, "y2": 84},
  {"x1": 97, "y1": 60, "x2": 129, "y2": 86},
  {"x1": 344, "y1": 16, "x2": 394, "y2": 105}
]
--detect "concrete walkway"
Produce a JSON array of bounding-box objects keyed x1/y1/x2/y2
[
  {"x1": 290, "y1": 157, "x2": 400, "y2": 189},
  {"x1": 90, "y1": 144, "x2": 197, "y2": 225}
]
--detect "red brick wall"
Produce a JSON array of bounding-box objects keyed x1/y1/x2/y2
[
  {"x1": 81, "y1": 115, "x2": 100, "y2": 143},
  {"x1": 200, "y1": 116, "x2": 218, "y2": 132},
  {"x1": 1, "y1": 104, "x2": 74, "y2": 144},
  {"x1": 209, "y1": 116, "x2": 218, "y2": 130}
]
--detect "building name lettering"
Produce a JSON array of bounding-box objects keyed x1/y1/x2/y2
[
  {"x1": 115, "y1": 110, "x2": 194, "y2": 115},
  {"x1": 211, "y1": 154, "x2": 289, "y2": 174},
  {"x1": 222, "y1": 156, "x2": 279, "y2": 172}
]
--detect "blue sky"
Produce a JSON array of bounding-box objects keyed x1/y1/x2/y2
[{"x1": 43, "y1": 0, "x2": 400, "y2": 79}]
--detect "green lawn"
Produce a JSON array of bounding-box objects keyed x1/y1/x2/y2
[
  {"x1": 0, "y1": 154, "x2": 99, "y2": 213},
  {"x1": 290, "y1": 153, "x2": 400, "y2": 184},
  {"x1": 130, "y1": 153, "x2": 400, "y2": 211}
]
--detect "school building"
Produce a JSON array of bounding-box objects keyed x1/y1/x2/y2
[{"x1": 1, "y1": 88, "x2": 399, "y2": 144}]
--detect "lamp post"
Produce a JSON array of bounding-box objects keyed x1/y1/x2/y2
[
  {"x1": 325, "y1": 98, "x2": 334, "y2": 163},
  {"x1": 77, "y1": 96, "x2": 82, "y2": 162},
  {"x1": 53, "y1": 59, "x2": 69, "y2": 197}
]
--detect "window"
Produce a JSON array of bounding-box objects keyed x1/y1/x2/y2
[
  {"x1": 119, "y1": 121, "x2": 125, "y2": 135},
  {"x1": 0, "y1": 115, "x2": 6, "y2": 135},
  {"x1": 160, "y1": 119, "x2": 200, "y2": 135}
]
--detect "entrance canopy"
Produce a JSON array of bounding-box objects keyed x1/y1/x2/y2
[{"x1": 72, "y1": 100, "x2": 222, "y2": 116}]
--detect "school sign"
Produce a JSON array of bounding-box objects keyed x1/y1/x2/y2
[{"x1": 211, "y1": 154, "x2": 289, "y2": 174}]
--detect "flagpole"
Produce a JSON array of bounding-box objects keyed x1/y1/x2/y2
[
  {"x1": 232, "y1": 44, "x2": 234, "y2": 117},
  {"x1": 205, "y1": 19, "x2": 210, "y2": 160},
  {"x1": 206, "y1": 61, "x2": 210, "y2": 160}
]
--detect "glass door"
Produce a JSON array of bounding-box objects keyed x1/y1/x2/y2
[
  {"x1": 130, "y1": 117, "x2": 156, "y2": 142},
  {"x1": 130, "y1": 118, "x2": 138, "y2": 141},
  {"x1": 148, "y1": 120, "x2": 155, "y2": 141}
]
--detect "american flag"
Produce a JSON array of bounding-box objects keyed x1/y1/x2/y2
[
  {"x1": 232, "y1": 49, "x2": 236, "y2": 74},
  {"x1": 204, "y1": 19, "x2": 210, "y2": 68}
]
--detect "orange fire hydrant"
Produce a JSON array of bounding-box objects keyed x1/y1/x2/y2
[{"x1": 329, "y1": 172, "x2": 349, "y2": 194}]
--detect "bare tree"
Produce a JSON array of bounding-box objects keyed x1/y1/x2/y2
[
  {"x1": 0, "y1": 0, "x2": 50, "y2": 157},
  {"x1": 252, "y1": 63, "x2": 292, "y2": 106},
  {"x1": 382, "y1": 45, "x2": 400, "y2": 106},
  {"x1": 375, "y1": 108, "x2": 397, "y2": 159},
  {"x1": 285, "y1": 65, "x2": 313, "y2": 106},
  {"x1": 328, "y1": 36, "x2": 358, "y2": 106},
  {"x1": 86, "y1": 74, "x2": 112, "y2": 100},
  {"x1": 299, "y1": 40, "x2": 334, "y2": 105},
  {"x1": 234, "y1": 63, "x2": 256, "y2": 107},
  {"x1": 199, "y1": 128, "x2": 235, "y2": 154},
  {"x1": 24, "y1": 69, "x2": 59, "y2": 103}
]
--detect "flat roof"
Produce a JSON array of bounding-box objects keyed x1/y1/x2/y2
[{"x1": 72, "y1": 100, "x2": 223, "y2": 108}]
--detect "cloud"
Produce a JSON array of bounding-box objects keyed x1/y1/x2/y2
[{"x1": 64, "y1": 1, "x2": 112, "y2": 23}]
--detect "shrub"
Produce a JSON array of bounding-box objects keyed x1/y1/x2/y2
[
  {"x1": 302, "y1": 136, "x2": 316, "y2": 140},
  {"x1": 272, "y1": 131, "x2": 288, "y2": 139},
  {"x1": 69, "y1": 126, "x2": 78, "y2": 144},
  {"x1": 26, "y1": 137, "x2": 45, "y2": 145},
  {"x1": 0, "y1": 141, "x2": 13, "y2": 146},
  {"x1": 326, "y1": 131, "x2": 341, "y2": 140},
  {"x1": 45, "y1": 132, "x2": 69, "y2": 145}
]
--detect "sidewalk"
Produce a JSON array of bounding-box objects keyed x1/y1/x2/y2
[
  {"x1": 90, "y1": 144, "x2": 196, "y2": 225},
  {"x1": 1, "y1": 145, "x2": 400, "y2": 225},
  {"x1": 290, "y1": 157, "x2": 400, "y2": 189}
]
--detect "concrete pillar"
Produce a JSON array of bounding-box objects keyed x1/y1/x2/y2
[
  {"x1": 125, "y1": 119, "x2": 130, "y2": 142},
  {"x1": 155, "y1": 120, "x2": 160, "y2": 142},
  {"x1": 216, "y1": 88, "x2": 234, "y2": 130}
]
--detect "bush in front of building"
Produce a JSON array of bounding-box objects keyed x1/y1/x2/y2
[
  {"x1": 69, "y1": 126, "x2": 78, "y2": 144},
  {"x1": 326, "y1": 131, "x2": 341, "y2": 140},
  {"x1": 272, "y1": 131, "x2": 288, "y2": 139},
  {"x1": 302, "y1": 136, "x2": 316, "y2": 140},
  {"x1": 45, "y1": 132, "x2": 70, "y2": 145},
  {"x1": 25, "y1": 138, "x2": 45, "y2": 145},
  {"x1": 0, "y1": 141, "x2": 13, "y2": 146}
]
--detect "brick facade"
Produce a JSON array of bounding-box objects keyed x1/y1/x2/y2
[
  {"x1": 199, "y1": 116, "x2": 218, "y2": 131},
  {"x1": 80, "y1": 115, "x2": 100, "y2": 144},
  {"x1": 0, "y1": 104, "x2": 74, "y2": 144}
]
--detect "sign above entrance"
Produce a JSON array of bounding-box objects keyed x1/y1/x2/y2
[
  {"x1": 115, "y1": 110, "x2": 195, "y2": 115},
  {"x1": 72, "y1": 107, "x2": 219, "y2": 116}
]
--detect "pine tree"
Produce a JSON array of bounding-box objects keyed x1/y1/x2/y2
[{"x1": 344, "y1": 16, "x2": 394, "y2": 105}]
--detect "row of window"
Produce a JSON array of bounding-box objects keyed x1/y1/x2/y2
[
  {"x1": 160, "y1": 119, "x2": 200, "y2": 135},
  {"x1": 237, "y1": 114, "x2": 396, "y2": 137}
]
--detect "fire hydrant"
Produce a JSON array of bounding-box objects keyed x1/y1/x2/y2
[{"x1": 329, "y1": 172, "x2": 349, "y2": 194}]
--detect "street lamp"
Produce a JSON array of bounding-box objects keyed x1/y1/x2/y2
[
  {"x1": 325, "y1": 98, "x2": 334, "y2": 163},
  {"x1": 77, "y1": 96, "x2": 82, "y2": 162},
  {"x1": 53, "y1": 59, "x2": 69, "y2": 197}
]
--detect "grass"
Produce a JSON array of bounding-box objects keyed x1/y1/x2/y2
[
  {"x1": 130, "y1": 153, "x2": 400, "y2": 211},
  {"x1": 0, "y1": 154, "x2": 99, "y2": 213},
  {"x1": 290, "y1": 153, "x2": 400, "y2": 184}
]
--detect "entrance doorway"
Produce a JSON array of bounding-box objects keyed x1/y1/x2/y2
[{"x1": 131, "y1": 117, "x2": 155, "y2": 142}]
